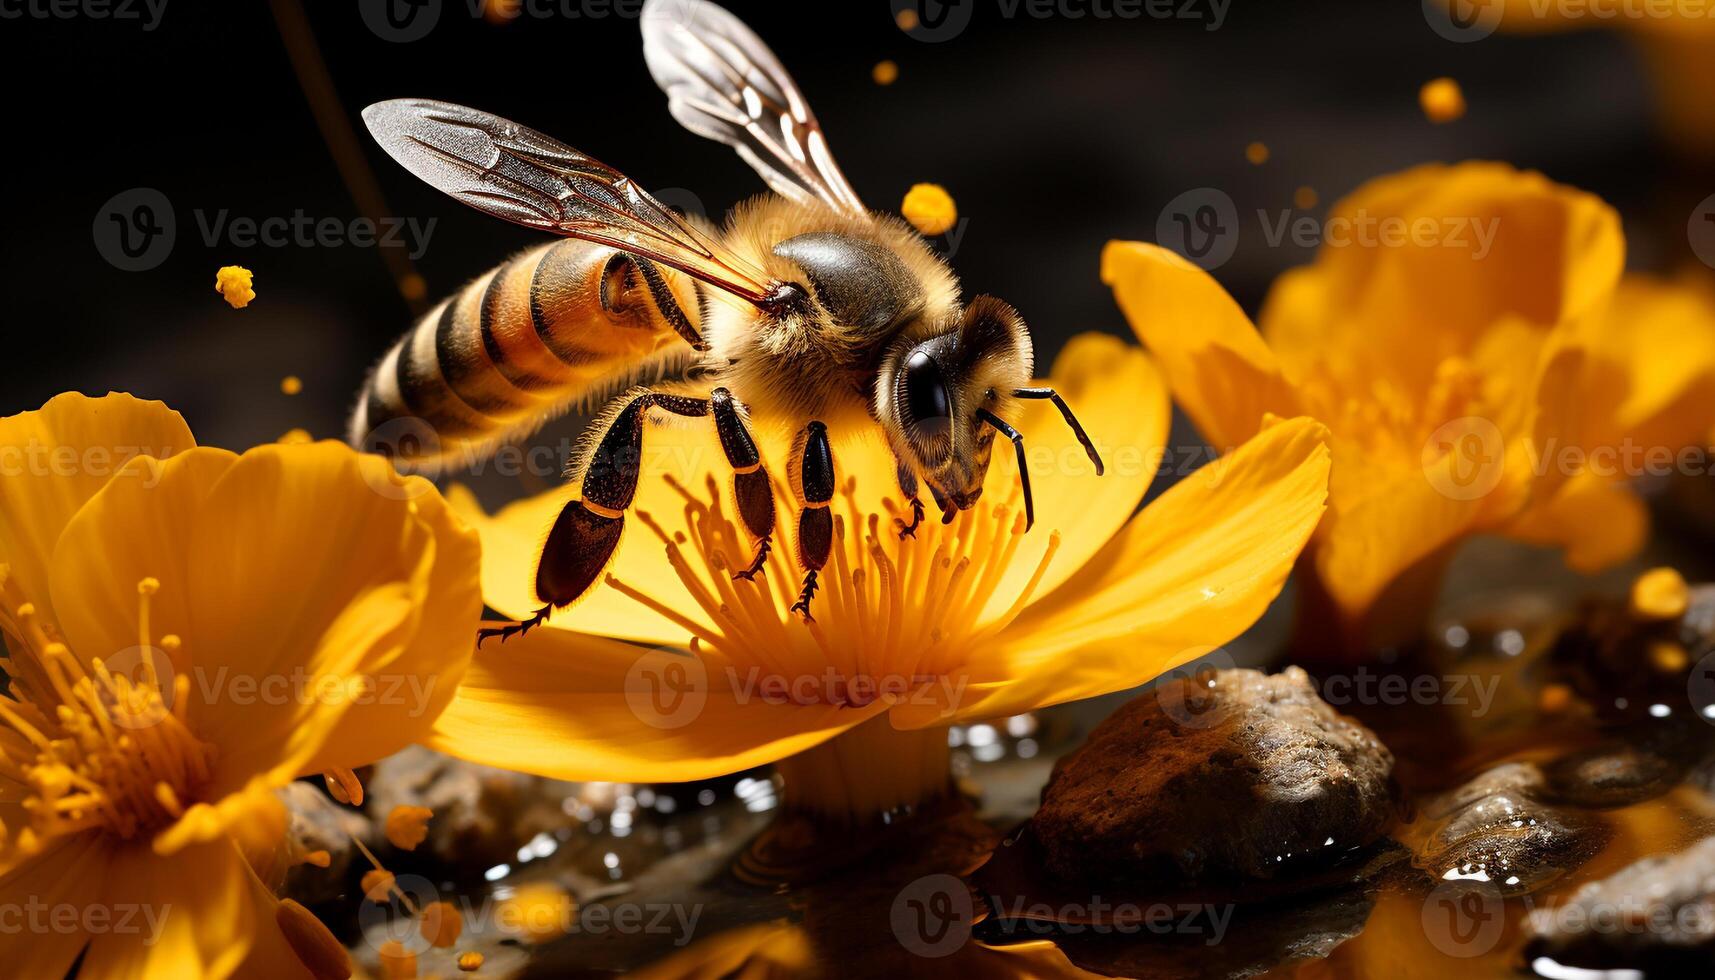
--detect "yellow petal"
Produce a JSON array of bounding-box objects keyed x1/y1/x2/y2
[
  {"x1": 427, "y1": 625, "x2": 889, "y2": 782},
  {"x1": 895, "y1": 416, "x2": 1330, "y2": 726},
  {"x1": 0, "y1": 831, "x2": 110, "y2": 977},
  {"x1": 55, "y1": 441, "x2": 475, "y2": 812},
  {"x1": 981, "y1": 333, "x2": 1169, "y2": 618},
  {"x1": 0, "y1": 392, "x2": 194, "y2": 622},
  {"x1": 182, "y1": 444, "x2": 461, "y2": 793},
  {"x1": 1504, "y1": 471, "x2": 1649, "y2": 574},
  {"x1": 49, "y1": 448, "x2": 237, "y2": 670},
  {"x1": 78, "y1": 837, "x2": 259, "y2": 980},
  {"x1": 1564, "y1": 274, "x2": 1715, "y2": 456},
  {"x1": 1312, "y1": 445, "x2": 1488, "y2": 627},
  {"x1": 1278, "y1": 162, "x2": 1623, "y2": 354},
  {"x1": 1103, "y1": 241, "x2": 1298, "y2": 450}
]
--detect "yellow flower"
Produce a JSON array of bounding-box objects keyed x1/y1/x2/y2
[
  {"x1": 1104, "y1": 161, "x2": 1715, "y2": 654},
  {"x1": 0, "y1": 392, "x2": 481, "y2": 979},
  {"x1": 429, "y1": 334, "x2": 1331, "y2": 821}
]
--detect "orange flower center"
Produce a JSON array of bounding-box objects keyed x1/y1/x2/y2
[
  {"x1": 1298, "y1": 355, "x2": 1504, "y2": 463},
  {"x1": 0, "y1": 566, "x2": 213, "y2": 856},
  {"x1": 609, "y1": 473, "x2": 1059, "y2": 709}
]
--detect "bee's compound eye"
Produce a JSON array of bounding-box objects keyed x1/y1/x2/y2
[{"x1": 903, "y1": 349, "x2": 952, "y2": 435}]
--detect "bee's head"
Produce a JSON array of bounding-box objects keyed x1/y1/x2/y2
[{"x1": 877, "y1": 296, "x2": 1034, "y2": 517}]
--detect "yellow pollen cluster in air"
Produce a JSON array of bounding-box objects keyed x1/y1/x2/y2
[
  {"x1": 215, "y1": 265, "x2": 256, "y2": 309},
  {"x1": 901, "y1": 183, "x2": 958, "y2": 237},
  {"x1": 1420, "y1": 77, "x2": 1467, "y2": 123}
]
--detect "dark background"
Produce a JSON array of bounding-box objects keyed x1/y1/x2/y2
[{"x1": 0, "y1": 0, "x2": 1703, "y2": 473}]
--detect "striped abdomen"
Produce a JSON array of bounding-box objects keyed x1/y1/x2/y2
[{"x1": 350, "y1": 238, "x2": 701, "y2": 466}]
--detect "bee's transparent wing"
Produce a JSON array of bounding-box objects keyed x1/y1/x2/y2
[
  {"x1": 641, "y1": 0, "x2": 869, "y2": 221},
  {"x1": 363, "y1": 98, "x2": 781, "y2": 305}
]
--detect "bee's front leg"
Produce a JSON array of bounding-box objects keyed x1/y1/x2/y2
[
  {"x1": 893, "y1": 461, "x2": 925, "y2": 539},
  {"x1": 788, "y1": 421, "x2": 834, "y2": 622}
]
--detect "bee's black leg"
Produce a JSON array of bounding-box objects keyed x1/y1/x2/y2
[
  {"x1": 893, "y1": 462, "x2": 925, "y2": 539},
  {"x1": 477, "y1": 604, "x2": 553, "y2": 646},
  {"x1": 789, "y1": 421, "x2": 834, "y2": 621},
  {"x1": 712, "y1": 388, "x2": 776, "y2": 580},
  {"x1": 480, "y1": 387, "x2": 780, "y2": 642}
]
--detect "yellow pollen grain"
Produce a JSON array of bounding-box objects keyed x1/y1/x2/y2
[
  {"x1": 277, "y1": 899, "x2": 352, "y2": 980},
  {"x1": 1648, "y1": 640, "x2": 1690, "y2": 673},
  {"x1": 901, "y1": 183, "x2": 957, "y2": 236},
  {"x1": 500, "y1": 882, "x2": 574, "y2": 944},
  {"x1": 378, "y1": 940, "x2": 417, "y2": 979},
  {"x1": 214, "y1": 265, "x2": 255, "y2": 309},
  {"x1": 1245, "y1": 141, "x2": 1269, "y2": 165},
  {"x1": 385, "y1": 804, "x2": 433, "y2": 850},
  {"x1": 458, "y1": 951, "x2": 484, "y2": 972},
  {"x1": 1420, "y1": 77, "x2": 1466, "y2": 123},
  {"x1": 400, "y1": 272, "x2": 427, "y2": 301},
  {"x1": 420, "y1": 900, "x2": 464, "y2": 948},
  {"x1": 300, "y1": 848, "x2": 331, "y2": 868},
  {"x1": 362, "y1": 868, "x2": 396, "y2": 903},
  {"x1": 280, "y1": 375, "x2": 303, "y2": 396},
  {"x1": 1630, "y1": 567, "x2": 1689, "y2": 622},
  {"x1": 872, "y1": 60, "x2": 899, "y2": 85},
  {"x1": 1538, "y1": 683, "x2": 1573, "y2": 715},
  {"x1": 895, "y1": 8, "x2": 919, "y2": 30},
  {"x1": 1294, "y1": 186, "x2": 1318, "y2": 209}
]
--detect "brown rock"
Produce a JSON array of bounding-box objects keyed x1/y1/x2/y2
[
  {"x1": 1525, "y1": 835, "x2": 1715, "y2": 970},
  {"x1": 1032, "y1": 667, "x2": 1396, "y2": 884}
]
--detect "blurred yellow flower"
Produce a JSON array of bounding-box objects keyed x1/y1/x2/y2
[
  {"x1": 430, "y1": 335, "x2": 1331, "y2": 821},
  {"x1": 1106, "y1": 161, "x2": 1715, "y2": 655},
  {"x1": 1491, "y1": 0, "x2": 1715, "y2": 158},
  {"x1": 0, "y1": 392, "x2": 481, "y2": 979}
]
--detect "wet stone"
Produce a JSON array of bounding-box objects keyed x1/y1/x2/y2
[
  {"x1": 1525, "y1": 835, "x2": 1715, "y2": 971},
  {"x1": 278, "y1": 780, "x2": 374, "y2": 905},
  {"x1": 1413, "y1": 761, "x2": 1608, "y2": 896},
  {"x1": 1536, "y1": 734, "x2": 1694, "y2": 806},
  {"x1": 1031, "y1": 667, "x2": 1396, "y2": 885},
  {"x1": 365, "y1": 745, "x2": 578, "y2": 877}
]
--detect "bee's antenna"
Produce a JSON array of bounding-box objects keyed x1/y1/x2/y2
[
  {"x1": 1014, "y1": 387, "x2": 1104, "y2": 475},
  {"x1": 977, "y1": 409, "x2": 1033, "y2": 531}
]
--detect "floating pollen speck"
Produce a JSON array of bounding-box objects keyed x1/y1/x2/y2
[
  {"x1": 1294, "y1": 186, "x2": 1318, "y2": 209},
  {"x1": 386, "y1": 804, "x2": 434, "y2": 850},
  {"x1": 901, "y1": 182, "x2": 957, "y2": 236},
  {"x1": 420, "y1": 900, "x2": 464, "y2": 948},
  {"x1": 378, "y1": 940, "x2": 417, "y2": 979},
  {"x1": 400, "y1": 272, "x2": 428, "y2": 301},
  {"x1": 872, "y1": 59, "x2": 899, "y2": 85},
  {"x1": 281, "y1": 375, "x2": 303, "y2": 396},
  {"x1": 214, "y1": 265, "x2": 255, "y2": 309},
  {"x1": 895, "y1": 8, "x2": 919, "y2": 31},
  {"x1": 500, "y1": 882, "x2": 575, "y2": 944},
  {"x1": 361, "y1": 868, "x2": 396, "y2": 903},
  {"x1": 1630, "y1": 566, "x2": 1689, "y2": 621},
  {"x1": 1420, "y1": 77, "x2": 1466, "y2": 123},
  {"x1": 1245, "y1": 141, "x2": 1269, "y2": 165}
]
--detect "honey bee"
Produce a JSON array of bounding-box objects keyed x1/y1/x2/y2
[{"x1": 353, "y1": 0, "x2": 1103, "y2": 641}]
